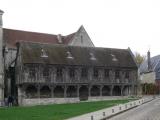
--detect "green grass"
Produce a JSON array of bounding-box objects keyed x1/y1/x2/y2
[{"x1": 0, "y1": 99, "x2": 131, "y2": 120}]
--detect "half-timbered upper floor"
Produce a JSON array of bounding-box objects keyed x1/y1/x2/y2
[{"x1": 16, "y1": 64, "x2": 137, "y2": 85}]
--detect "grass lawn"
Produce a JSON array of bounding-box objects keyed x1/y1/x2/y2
[{"x1": 0, "y1": 99, "x2": 131, "y2": 120}]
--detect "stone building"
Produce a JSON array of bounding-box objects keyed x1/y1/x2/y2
[
  {"x1": 0, "y1": 10, "x2": 4, "y2": 106},
  {"x1": 3, "y1": 25, "x2": 94, "y2": 98},
  {"x1": 140, "y1": 51, "x2": 160, "y2": 94},
  {"x1": 15, "y1": 42, "x2": 138, "y2": 106},
  {"x1": 0, "y1": 9, "x2": 138, "y2": 106}
]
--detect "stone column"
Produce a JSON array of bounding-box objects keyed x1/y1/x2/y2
[
  {"x1": 64, "y1": 85, "x2": 67, "y2": 98},
  {"x1": 88, "y1": 85, "x2": 92, "y2": 97},
  {"x1": 100, "y1": 85, "x2": 103, "y2": 97},
  {"x1": 131, "y1": 85, "x2": 134, "y2": 96},
  {"x1": 51, "y1": 67, "x2": 56, "y2": 83},
  {"x1": 110, "y1": 85, "x2": 113, "y2": 96},
  {"x1": 121, "y1": 86, "x2": 124, "y2": 96},
  {"x1": 18, "y1": 86, "x2": 24, "y2": 106},
  {"x1": 77, "y1": 85, "x2": 80, "y2": 98},
  {"x1": 51, "y1": 85, "x2": 54, "y2": 98},
  {"x1": 37, "y1": 84, "x2": 40, "y2": 98},
  {"x1": 0, "y1": 10, "x2": 4, "y2": 106}
]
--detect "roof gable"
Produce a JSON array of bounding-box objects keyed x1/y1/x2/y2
[{"x1": 69, "y1": 25, "x2": 94, "y2": 47}]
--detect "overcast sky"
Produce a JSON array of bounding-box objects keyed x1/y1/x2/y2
[{"x1": 0, "y1": 0, "x2": 160, "y2": 57}]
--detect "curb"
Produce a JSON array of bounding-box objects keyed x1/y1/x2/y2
[
  {"x1": 101, "y1": 97, "x2": 154, "y2": 120},
  {"x1": 67, "y1": 97, "x2": 155, "y2": 120}
]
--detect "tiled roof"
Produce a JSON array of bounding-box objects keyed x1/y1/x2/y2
[
  {"x1": 3, "y1": 28, "x2": 75, "y2": 48},
  {"x1": 140, "y1": 55, "x2": 160, "y2": 73},
  {"x1": 18, "y1": 42, "x2": 137, "y2": 68},
  {"x1": 0, "y1": 9, "x2": 4, "y2": 13}
]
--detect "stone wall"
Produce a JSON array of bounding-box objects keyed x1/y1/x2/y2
[
  {"x1": 140, "y1": 72, "x2": 155, "y2": 84},
  {"x1": 0, "y1": 10, "x2": 4, "y2": 106},
  {"x1": 21, "y1": 98, "x2": 79, "y2": 106},
  {"x1": 21, "y1": 96, "x2": 132, "y2": 106}
]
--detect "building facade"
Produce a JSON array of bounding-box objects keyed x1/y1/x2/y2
[
  {"x1": 15, "y1": 42, "x2": 138, "y2": 106},
  {"x1": 0, "y1": 10, "x2": 4, "y2": 106},
  {"x1": 0, "y1": 9, "x2": 138, "y2": 106},
  {"x1": 140, "y1": 51, "x2": 160, "y2": 94}
]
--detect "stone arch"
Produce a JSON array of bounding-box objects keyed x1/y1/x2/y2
[
  {"x1": 112, "y1": 86, "x2": 121, "y2": 96},
  {"x1": 67, "y1": 86, "x2": 77, "y2": 97},
  {"x1": 54, "y1": 86, "x2": 64, "y2": 98},
  {"x1": 26, "y1": 85, "x2": 37, "y2": 98},
  {"x1": 102, "y1": 86, "x2": 110, "y2": 96},
  {"x1": 134, "y1": 86, "x2": 137, "y2": 95},
  {"x1": 91, "y1": 85, "x2": 100, "y2": 96},
  {"x1": 122, "y1": 86, "x2": 129, "y2": 96},
  {"x1": 40, "y1": 86, "x2": 51, "y2": 98},
  {"x1": 79, "y1": 85, "x2": 88, "y2": 101}
]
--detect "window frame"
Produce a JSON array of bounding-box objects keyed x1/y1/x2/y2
[
  {"x1": 57, "y1": 68, "x2": 63, "y2": 77},
  {"x1": 93, "y1": 68, "x2": 99, "y2": 78},
  {"x1": 69, "y1": 68, "x2": 75, "y2": 78},
  {"x1": 81, "y1": 68, "x2": 88, "y2": 78},
  {"x1": 104, "y1": 69, "x2": 109, "y2": 78}
]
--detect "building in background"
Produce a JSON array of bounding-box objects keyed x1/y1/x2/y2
[
  {"x1": 0, "y1": 10, "x2": 4, "y2": 106},
  {"x1": 140, "y1": 51, "x2": 160, "y2": 94}
]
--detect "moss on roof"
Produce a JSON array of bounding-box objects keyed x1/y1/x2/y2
[{"x1": 19, "y1": 42, "x2": 137, "y2": 68}]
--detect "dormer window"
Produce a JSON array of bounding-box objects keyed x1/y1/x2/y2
[
  {"x1": 90, "y1": 53, "x2": 96, "y2": 61},
  {"x1": 66, "y1": 51, "x2": 74, "y2": 59},
  {"x1": 111, "y1": 54, "x2": 118, "y2": 62},
  {"x1": 41, "y1": 49, "x2": 48, "y2": 58}
]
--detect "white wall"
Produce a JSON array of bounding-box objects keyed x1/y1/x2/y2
[{"x1": 140, "y1": 72, "x2": 156, "y2": 84}]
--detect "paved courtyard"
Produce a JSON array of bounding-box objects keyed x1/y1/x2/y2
[{"x1": 108, "y1": 97, "x2": 160, "y2": 120}]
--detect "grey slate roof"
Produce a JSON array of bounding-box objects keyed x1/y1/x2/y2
[
  {"x1": 140, "y1": 55, "x2": 160, "y2": 80},
  {"x1": 140, "y1": 55, "x2": 160, "y2": 73},
  {"x1": 0, "y1": 9, "x2": 4, "y2": 13},
  {"x1": 18, "y1": 42, "x2": 137, "y2": 68}
]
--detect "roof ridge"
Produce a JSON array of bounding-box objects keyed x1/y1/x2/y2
[
  {"x1": 3, "y1": 28, "x2": 59, "y2": 36},
  {"x1": 19, "y1": 41, "x2": 129, "y2": 51}
]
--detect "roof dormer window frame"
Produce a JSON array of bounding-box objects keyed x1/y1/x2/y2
[
  {"x1": 90, "y1": 53, "x2": 96, "y2": 61},
  {"x1": 66, "y1": 51, "x2": 74, "y2": 59},
  {"x1": 41, "y1": 48, "x2": 48, "y2": 58}
]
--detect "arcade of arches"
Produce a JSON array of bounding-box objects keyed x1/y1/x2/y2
[{"x1": 24, "y1": 84, "x2": 136, "y2": 100}]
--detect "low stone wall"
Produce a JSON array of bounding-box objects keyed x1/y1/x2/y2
[
  {"x1": 21, "y1": 98, "x2": 80, "y2": 106},
  {"x1": 21, "y1": 96, "x2": 133, "y2": 106},
  {"x1": 88, "y1": 96, "x2": 129, "y2": 102}
]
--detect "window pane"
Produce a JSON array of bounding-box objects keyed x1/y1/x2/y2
[
  {"x1": 81, "y1": 68, "x2": 88, "y2": 77},
  {"x1": 57, "y1": 68, "x2": 62, "y2": 77},
  {"x1": 94, "y1": 68, "x2": 98, "y2": 78},
  {"x1": 104, "y1": 69, "x2": 109, "y2": 78}
]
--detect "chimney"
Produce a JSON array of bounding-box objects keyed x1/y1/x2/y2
[
  {"x1": 57, "y1": 34, "x2": 62, "y2": 44},
  {"x1": 147, "y1": 50, "x2": 151, "y2": 71},
  {"x1": 0, "y1": 10, "x2": 4, "y2": 27}
]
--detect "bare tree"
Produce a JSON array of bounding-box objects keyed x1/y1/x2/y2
[{"x1": 134, "y1": 52, "x2": 146, "y2": 67}]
